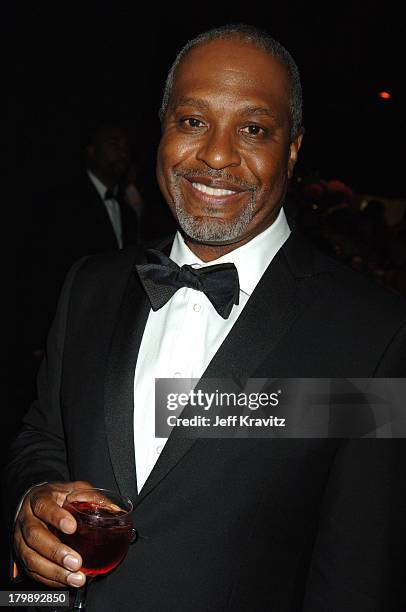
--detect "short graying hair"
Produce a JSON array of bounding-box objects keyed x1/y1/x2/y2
[{"x1": 159, "y1": 24, "x2": 303, "y2": 141}]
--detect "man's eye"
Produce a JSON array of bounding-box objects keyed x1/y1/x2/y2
[
  {"x1": 240, "y1": 125, "x2": 266, "y2": 136},
  {"x1": 180, "y1": 117, "x2": 205, "y2": 129}
]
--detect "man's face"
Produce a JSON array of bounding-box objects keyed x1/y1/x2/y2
[
  {"x1": 88, "y1": 127, "x2": 130, "y2": 181},
  {"x1": 157, "y1": 39, "x2": 302, "y2": 247}
]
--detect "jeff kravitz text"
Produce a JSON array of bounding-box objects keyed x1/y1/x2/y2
[{"x1": 167, "y1": 415, "x2": 286, "y2": 428}]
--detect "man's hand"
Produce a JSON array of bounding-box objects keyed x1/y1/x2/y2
[{"x1": 14, "y1": 481, "x2": 94, "y2": 588}]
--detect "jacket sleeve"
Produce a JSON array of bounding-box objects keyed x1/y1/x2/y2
[
  {"x1": 304, "y1": 322, "x2": 406, "y2": 610},
  {"x1": 303, "y1": 438, "x2": 406, "y2": 610},
  {"x1": 2, "y1": 257, "x2": 88, "y2": 540}
]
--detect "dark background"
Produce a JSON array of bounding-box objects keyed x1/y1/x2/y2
[
  {"x1": 14, "y1": 3, "x2": 406, "y2": 198},
  {"x1": 5, "y1": 1, "x2": 405, "y2": 588}
]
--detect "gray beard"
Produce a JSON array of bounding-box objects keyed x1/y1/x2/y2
[{"x1": 172, "y1": 180, "x2": 257, "y2": 243}]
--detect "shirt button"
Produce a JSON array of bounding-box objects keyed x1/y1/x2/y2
[
  {"x1": 173, "y1": 372, "x2": 182, "y2": 377},
  {"x1": 156, "y1": 446, "x2": 162, "y2": 455},
  {"x1": 193, "y1": 303, "x2": 201, "y2": 312}
]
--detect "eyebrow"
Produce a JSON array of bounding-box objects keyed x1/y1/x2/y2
[
  {"x1": 240, "y1": 106, "x2": 277, "y2": 119},
  {"x1": 174, "y1": 98, "x2": 277, "y2": 120}
]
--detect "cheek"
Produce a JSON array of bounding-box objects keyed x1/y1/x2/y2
[
  {"x1": 246, "y1": 146, "x2": 290, "y2": 192},
  {"x1": 244, "y1": 155, "x2": 290, "y2": 223},
  {"x1": 160, "y1": 129, "x2": 201, "y2": 171},
  {"x1": 156, "y1": 138, "x2": 176, "y2": 189},
  {"x1": 156, "y1": 140, "x2": 184, "y2": 207},
  {"x1": 247, "y1": 161, "x2": 283, "y2": 196},
  {"x1": 157, "y1": 134, "x2": 198, "y2": 195}
]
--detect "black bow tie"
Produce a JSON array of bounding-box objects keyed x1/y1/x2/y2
[
  {"x1": 105, "y1": 187, "x2": 118, "y2": 200},
  {"x1": 136, "y1": 249, "x2": 240, "y2": 319}
]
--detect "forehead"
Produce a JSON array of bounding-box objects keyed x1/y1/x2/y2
[{"x1": 171, "y1": 39, "x2": 291, "y2": 113}]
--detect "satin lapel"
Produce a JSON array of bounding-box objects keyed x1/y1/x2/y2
[
  {"x1": 202, "y1": 239, "x2": 316, "y2": 381},
  {"x1": 137, "y1": 233, "x2": 324, "y2": 504},
  {"x1": 104, "y1": 264, "x2": 150, "y2": 503}
]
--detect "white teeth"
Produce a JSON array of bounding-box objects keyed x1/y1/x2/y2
[{"x1": 191, "y1": 182, "x2": 237, "y2": 196}]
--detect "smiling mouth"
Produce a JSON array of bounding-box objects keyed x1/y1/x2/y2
[
  {"x1": 182, "y1": 177, "x2": 249, "y2": 205},
  {"x1": 191, "y1": 182, "x2": 238, "y2": 197}
]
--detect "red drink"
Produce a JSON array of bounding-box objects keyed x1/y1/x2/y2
[{"x1": 58, "y1": 500, "x2": 133, "y2": 577}]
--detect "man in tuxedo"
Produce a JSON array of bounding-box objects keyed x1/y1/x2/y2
[
  {"x1": 23, "y1": 122, "x2": 139, "y2": 352},
  {"x1": 5, "y1": 25, "x2": 406, "y2": 611},
  {"x1": 18, "y1": 122, "x2": 140, "y2": 417}
]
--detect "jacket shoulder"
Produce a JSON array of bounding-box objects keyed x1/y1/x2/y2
[
  {"x1": 316, "y1": 248, "x2": 406, "y2": 321},
  {"x1": 286, "y1": 231, "x2": 406, "y2": 322}
]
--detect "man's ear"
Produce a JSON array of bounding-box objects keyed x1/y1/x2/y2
[{"x1": 288, "y1": 128, "x2": 304, "y2": 179}]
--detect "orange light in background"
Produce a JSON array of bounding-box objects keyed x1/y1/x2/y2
[{"x1": 378, "y1": 91, "x2": 391, "y2": 100}]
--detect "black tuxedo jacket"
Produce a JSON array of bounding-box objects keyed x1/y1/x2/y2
[{"x1": 6, "y1": 230, "x2": 406, "y2": 611}]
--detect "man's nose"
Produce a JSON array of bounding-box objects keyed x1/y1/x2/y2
[{"x1": 196, "y1": 128, "x2": 241, "y2": 169}]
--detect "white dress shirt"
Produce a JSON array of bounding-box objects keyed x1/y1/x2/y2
[
  {"x1": 87, "y1": 170, "x2": 123, "y2": 249},
  {"x1": 133, "y1": 209, "x2": 291, "y2": 492}
]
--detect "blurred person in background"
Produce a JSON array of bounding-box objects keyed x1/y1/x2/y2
[
  {"x1": 121, "y1": 160, "x2": 146, "y2": 243},
  {"x1": 19, "y1": 121, "x2": 140, "y2": 408}
]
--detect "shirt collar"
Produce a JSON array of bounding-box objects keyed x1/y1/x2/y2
[
  {"x1": 87, "y1": 169, "x2": 108, "y2": 200},
  {"x1": 170, "y1": 208, "x2": 291, "y2": 296}
]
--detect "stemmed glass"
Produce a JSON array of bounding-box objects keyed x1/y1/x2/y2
[{"x1": 56, "y1": 488, "x2": 135, "y2": 610}]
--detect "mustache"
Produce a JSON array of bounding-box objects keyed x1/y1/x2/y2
[{"x1": 173, "y1": 167, "x2": 257, "y2": 192}]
